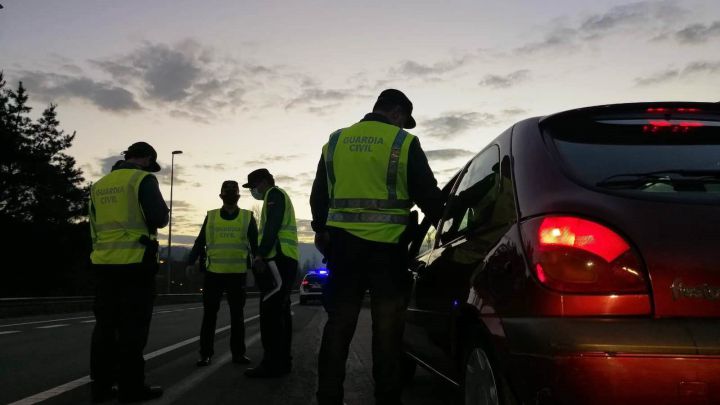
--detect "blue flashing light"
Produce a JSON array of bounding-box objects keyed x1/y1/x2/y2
[{"x1": 307, "y1": 268, "x2": 329, "y2": 276}]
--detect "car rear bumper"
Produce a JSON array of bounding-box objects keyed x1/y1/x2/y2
[
  {"x1": 507, "y1": 352, "x2": 720, "y2": 405},
  {"x1": 498, "y1": 317, "x2": 720, "y2": 405}
]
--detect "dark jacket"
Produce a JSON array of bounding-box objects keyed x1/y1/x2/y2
[{"x1": 310, "y1": 113, "x2": 444, "y2": 234}]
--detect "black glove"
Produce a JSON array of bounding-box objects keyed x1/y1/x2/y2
[
  {"x1": 314, "y1": 230, "x2": 330, "y2": 258},
  {"x1": 252, "y1": 258, "x2": 275, "y2": 293}
]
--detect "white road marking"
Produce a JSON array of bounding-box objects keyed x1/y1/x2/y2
[
  {"x1": 80, "y1": 320, "x2": 96, "y2": 323},
  {"x1": 0, "y1": 316, "x2": 94, "y2": 328},
  {"x1": 35, "y1": 324, "x2": 69, "y2": 329},
  {"x1": 7, "y1": 302, "x2": 297, "y2": 405},
  {"x1": 8, "y1": 376, "x2": 93, "y2": 405},
  {"x1": 0, "y1": 330, "x2": 21, "y2": 335},
  {"x1": 0, "y1": 305, "x2": 205, "y2": 329},
  {"x1": 153, "y1": 333, "x2": 263, "y2": 405}
]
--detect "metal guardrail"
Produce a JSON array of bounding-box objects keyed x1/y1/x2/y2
[
  {"x1": 0, "y1": 294, "x2": 199, "y2": 318},
  {"x1": 0, "y1": 291, "x2": 295, "y2": 319},
  {"x1": 0, "y1": 294, "x2": 198, "y2": 303}
]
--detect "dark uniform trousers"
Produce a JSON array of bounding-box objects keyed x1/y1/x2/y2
[
  {"x1": 259, "y1": 254, "x2": 298, "y2": 370},
  {"x1": 317, "y1": 228, "x2": 412, "y2": 405},
  {"x1": 90, "y1": 266, "x2": 156, "y2": 392},
  {"x1": 200, "y1": 271, "x2": 247, "y2": 358}
]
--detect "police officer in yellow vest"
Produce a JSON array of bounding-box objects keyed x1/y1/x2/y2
[
  {"x1": 89, "y1": 142, "x2": 168, "y2": 403},
  {"x1": 187, "y1": 180, "x2": 258, "y2": 367},
  {"x1": 311, "y1": 90, "x2": 443, "y2": 405},
  {"x1": 242, "y1": 168, "x2": 299, "y2": 378}
]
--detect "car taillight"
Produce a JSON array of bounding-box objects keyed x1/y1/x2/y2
[
  {"x1": 521, "y1": 216, "x2": 648, "y2": 294},
  {"x1": 302, "y1": 280, "x2": 309, "y2": 286}
]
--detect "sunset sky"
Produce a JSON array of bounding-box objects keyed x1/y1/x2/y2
[{"x1": 2, "y1": 0, "x2": 719, "y2": 245}]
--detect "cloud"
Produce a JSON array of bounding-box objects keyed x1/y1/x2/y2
[
  {"x1": 194, "y1": 163, "x2": 229, "y2": 171},
  {"x1": 425, "y1": 149, "x2": 476, "y2": 161},
  {"x1": 60, "y1": 64, "x2": 83, "y2": 75},
  {"x1": 516, "y1": 27, "x2": 581, "y2": 54},
  {"x1": 675, "y1": 21, "x2": 720, "y2": 44},
  {"x1": 684, "y1": 61, "x2": 720, "y2": 74},
  {"x1": 479, "y1": 70, "x2": 530, "y2": 89},
  {"x1": 422, "y1": 112, "x2": 496, "y2": 139},
  {"x1": 501, "y1": 108, "x2": 528, "y2": 117},
  {"x1": 16, "y1": 71, "x2": 141, "y2": 112},
  {"x1": 422, "y1": 109, "x2": 527, "y2": 139},
  {"x1": 516, "y1": 1, "x2": 684, "y2": 53},
  {"x1": 168, "y1": 109, "x2": 211, "y2": 124},
  {"x1": 433, "y1": 167, "x2": 463, "y2": 186},
  {"x1": 284, "y1": 88, "x2": 356, "y2": 111},
  {"x1": 243, "y1": 154, "x2": 305, "y2": 166},
  {"x1": 392, "y1": 56, "x2": 471, "y2": 78},
  {"x1": 580, "y1": 1, "x2": 680, "y2": 33},
  {"x1": 156, "y1": 163, "x2": 189, "y2": 186},
  {"x1": 635, "y1": 60, "x2": 720, "y2": 86},
  {"x1": 92, "y1": 39, "x2": 269, "y2": 122},
  {"x1": 165, "y1": 199, "x2": 193, "y2": 211},
  {"x1": 273, "y1": 175, "x2": 297, "y2": 184}
]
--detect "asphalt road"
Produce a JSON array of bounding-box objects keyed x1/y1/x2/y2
[{"x1": 1, "y1": 296, "x2": 456, "y2": 405}]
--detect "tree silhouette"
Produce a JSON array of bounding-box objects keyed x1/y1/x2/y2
[
  {"x1": 0, "y1": 72, "x2": 92, "y2": 296},
  {"x1": 0, "y1": 73, "x2": 88, "y2": 224}
]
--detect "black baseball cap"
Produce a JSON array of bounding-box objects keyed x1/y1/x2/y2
[
  {"x1": 242, "y1": 168, "x2": 273, "y2": 188},
  {"x1": 374, "y1": 89, "x2": 416, "y2": 129},
  {"x1": 123, "y1": 142, "x2": 161, "y2": 172}
]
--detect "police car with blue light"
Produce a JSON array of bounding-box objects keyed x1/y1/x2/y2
[{"x1": 299, "y1": 269, "x2": 328, "y2": 305}]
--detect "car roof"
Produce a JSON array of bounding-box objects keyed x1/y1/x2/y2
[{"x1": 540, "y1": 101, "x2": 720, "y2": 125}]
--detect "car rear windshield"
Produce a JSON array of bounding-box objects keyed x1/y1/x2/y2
[{"x1": 544, "y1": 108, "x2": 720, "y2": 203}]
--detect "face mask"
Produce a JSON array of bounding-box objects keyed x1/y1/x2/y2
[
  {"x1": 221, "y1": 195, "x2": 240, "y2": 205},
  {"x1": 251, "y1": 188, "x2": 264, "y2": 200}
]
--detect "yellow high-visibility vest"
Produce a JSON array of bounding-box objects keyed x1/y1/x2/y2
[
  {"x1": 205, "y1": 208, "x2": 252, "y2": 273},
  {"x1": 259, "y1": 187, "x2": 299, "y2": 260},
  {"x1": 322, "y1": 120, "x2": 415, "y2": 243},
  {"x1": 89, "y1": 168, "x2": 155, "y2": 264}
]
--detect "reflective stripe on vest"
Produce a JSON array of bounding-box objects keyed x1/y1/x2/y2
[
  {"x1": 205, "y1": 208, "x2": 251, "y2": 273},
  {"x1": 259, "y1": 187, "x2": 299, "y2": 261},
  {"x1": 323, "y1": 121, "x2": 415, "y2": 243},
  {"x1": 92, "y1": 241, "x2": 145, "y2": 250},
  {"x1": 89, "y1": 168, "x2": 153, "y2": 265},
  {"x1": 386, "y1": 129, "x2": 409, "y2": 200},
  {"x1": 327, "y1": 212, "x2": 410, "y2": 225}
]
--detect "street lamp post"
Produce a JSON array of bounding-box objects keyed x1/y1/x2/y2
[{"x1": 167, "y1": 150, "x2": 183, "y2": 294}]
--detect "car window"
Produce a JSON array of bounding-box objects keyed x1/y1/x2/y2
[
  {"x1": 545, "y1": 114, "x2": 720, "y2": 203},
  {"x1": 438, "y1": 146, "x2": 500, "y2": 244}
]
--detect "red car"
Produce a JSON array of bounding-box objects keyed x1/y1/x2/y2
[{"x1": 403, "y1": 102, "x2": 720, "y2": 405}]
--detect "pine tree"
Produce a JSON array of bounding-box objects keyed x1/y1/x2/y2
[
  {"x1": 0, "y1": 72, "x2": 92, "y2": 296},
  {"x1": 0, "y1": 72, "x2": 88, "y2": 225}
]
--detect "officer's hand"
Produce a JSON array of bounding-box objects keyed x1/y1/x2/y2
[
  {"x1": 314, "y1": 231, "x2": 330, "y2": 257},
  {"x1": 253, "y1": 257, "x2": 268, "y2": 273}
]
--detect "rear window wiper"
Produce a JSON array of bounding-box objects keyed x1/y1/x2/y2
[{"x1": 596, "y1": 170, "x2": 720, "y2": 189}]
